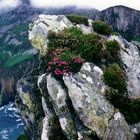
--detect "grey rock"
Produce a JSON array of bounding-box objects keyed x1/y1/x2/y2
[
  {"x1": 95, "y1": 6, "x2": 140, "y2": 40},
  {"x1": 109, "y1": 35, "x2": 140, "y2": 99},
  {"x1": 29, "y1": 15, "x2": 73, "y2": 55},
  {"x1": 38, "y1": 74, "x2": 66, "y2": 140},
  {"x1": 63, "y1": 62, "x2": 132, "y2": 140},
  {"x1": 47, "y1": 74, "x2": 77, "y2": 140}
]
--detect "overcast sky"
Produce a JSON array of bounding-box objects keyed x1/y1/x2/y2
[
  {"x1": 1, "y1": 0, "x2": 140, "y2": 11},
  {"x1": 0, "y1": 0, "x2": 21, "y2": 11},
  {"x1": 30, "y1": 0, "x2": 140, "y2": 10}
]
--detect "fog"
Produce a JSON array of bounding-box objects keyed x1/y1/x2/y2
[
  {"x1": 0, "y1": 0, "x2": 21, "y2": 13},
  {"x1": 30, "y1": 0, "x2": 140, "y2": 10},
  {"x1": 1, "y1": 0, "x2": 140, "y2": 12}
]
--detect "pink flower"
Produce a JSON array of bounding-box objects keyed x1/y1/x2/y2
[
  {"x1": 48, "y1": 62, "x2": 53, "y2": 65},
  {"x1": 61, "y1": 61, "x2": 68, "y2": 65},
  {"x1": 48, "y1": 66, "x2": 51, "y2": 71},
  {"x1": 54, "y1": 69, "x2": 60, "y2": 75},
  {"x1": 73, "y1": 57, "x2": 82, "y2": 64},
  {"x1": 53, "y1": 57, "x2": 59, "y2": 62}
]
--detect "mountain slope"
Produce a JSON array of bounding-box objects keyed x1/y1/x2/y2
[
  {"x1": 0, "y1": 1, "x2": 98, "y2": 106},
  {"x1": 94, "y1": 5, "x2": 140, "y2": 41}
]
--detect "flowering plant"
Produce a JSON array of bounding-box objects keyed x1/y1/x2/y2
[{"x1": 47, "y1": 48, "x2": 83, "y2": 78}]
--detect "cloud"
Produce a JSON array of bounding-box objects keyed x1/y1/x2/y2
[
  {"x1": 30, "y1": 0, "x2": 140, "y2": 10},
  {"x1": 0, "y1": 0, "x2": 21, "y2": 12}
]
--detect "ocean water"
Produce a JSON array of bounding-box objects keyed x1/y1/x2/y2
[{"x1": 0, "y1": 103, "x2": 24, "y2": 140}]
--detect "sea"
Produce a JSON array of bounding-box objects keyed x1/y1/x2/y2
[{"x1": 0, "y1": 103, "x2": 24, "y2": 140}]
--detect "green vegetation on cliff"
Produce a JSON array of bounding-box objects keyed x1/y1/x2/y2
[
  {"x1": 4, "y1": 53, "x2": 34, "y2": 68},
  {"x1": 67, "y1": 14, "x2": 89, "y2": 26},
  {"x1": 17, "y1": 134, "x2": 30, "y2": 140},
  {"x1": 103, "y1": 63, "x2": 126, "y2": 94},
  {"x1": 31, "y1": 15, "x2": 140, "y2": 127},
  {"x1": 92, "y1": 20, "x2": 112, "y2": 36}
]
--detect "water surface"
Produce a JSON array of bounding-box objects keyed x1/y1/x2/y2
[{"x1": 0, "y1": 103, "x2": 24, "y2": 140}]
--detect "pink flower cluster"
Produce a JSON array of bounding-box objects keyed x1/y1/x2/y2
[
  {"x1": 47, "y1": 56, "x2": 70, "y2": 77},
  {"x1": 47, "y1": 49, "x2": 83, "y2": 78},
  {"x1": 73, "y1": 57, "x2": 82, "y2": 64}
]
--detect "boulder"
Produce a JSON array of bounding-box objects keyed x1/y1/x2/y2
[
  {"x1": 63, "y1": 63, "x2": 133, "y2": 140},
  {"x1": 29, "y1": 15, "x2": 73, "y2": 55}
]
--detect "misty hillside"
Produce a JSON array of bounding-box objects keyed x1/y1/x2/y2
[{"x1": 0, "y1": 1, "x2": 98, "y2": 106}]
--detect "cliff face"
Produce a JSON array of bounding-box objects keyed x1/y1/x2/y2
[
  {"x1": 16, "y1": 15, "x2": 140, "y2": 140},
  {"x1": 95, "y1": 6, "x2": 140, "y2": 41}
]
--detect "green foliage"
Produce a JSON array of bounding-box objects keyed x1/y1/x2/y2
[
  {"x1": 79, "y1": 34, "x2": 103, "y2": 63},
  {"x1": 133, "y1": 35, "x2": 140, "y2": 42},
  {"x1": 59, "y1": 49, "x2": 83, "y2": 73},
  {"x1": 47, "y1": 27, "x2": 123, "y2": 80},
  {"x1": 48, "y1": 27, "x2": 104, "y2": 64},
  {"x1": 104, "y1": 40, "x2": 120, "y2": 62},
  {"x1": 17, "y1": 134, "x2": 30, "y2": 140},
  {"x1": 48, "y1": 27, "x2": 83, "y2": 50},
  {"x1": 103, "y1": 63, "x2": 126, "y2": 94},
  {"x1": 4, "y1": 53, "x2": 33, "y2": 68},
  {"x1": 119, "y1": 30, "x2": 134, "y2": 42},
  {"x1": 46, "y1": 48, "x2": 83, "y2": 78},
  {"x1": 106, "y1": 88, "x2": 140, "y2": 124},
  {"x1": 12, "y1": 24, "x2": 27, "y2": 34},
  {"x1": 59, "y1": 49, "x2": 73, "y2": 62},
  {"x1": 92, "y1": 20, "x2": 112, "y2": 36},
  {"x1": 0, "y1": 52, "x2": 9, "y2": 65},
  {"x1": 112, "y1": 32, "x2": 120, "y2": 35},
  {"x1": 67, "y1": 14, "x2": 89, "y2": 26}
]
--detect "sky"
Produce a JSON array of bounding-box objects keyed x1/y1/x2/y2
[
  {"x1": 0, "y1": 0, "x2": 21, "y2": 11},
  {"x1": 1, "y1": 0, "x2": 140, "y2": 11},
  {"x1": 30, "y1": 0, "x2": 140, "y2": 10}
]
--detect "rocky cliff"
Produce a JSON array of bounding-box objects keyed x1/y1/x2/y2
[
  {"x1": 94, "y1": 6, "x2": 140, "y2": 41},
  {"x1": 16, "y1": 15, "x2": 140, "y2": 140}
]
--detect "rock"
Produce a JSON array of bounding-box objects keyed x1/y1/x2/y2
[
  {"x1": 17, "y1": 79, "x2": 34, "y2": 113},
  {"x1": 40, "y1": 73, "x2": 99, "y2": 140},
  {"x1": 16, "y1": 78, "x2": 45, "y2": 140},
  {"x1": 104, "y1": 112, "x2": 133, "y2": 140},
  {"x1": 94, "y1": 5, "x2": 140, "y2": 41},
  {"x1": 0, "y1": 76, "x2": 15, "y2": 106},
  {"x1": 109, "y1": 35, "x2": 140, "y2": 99},
  {"x1": 0, "y1": 54, "x2": 37, "y2": 107},
  {"x1": 63, "y1": 62, "x2": 133, "y2": 140},
  {"x1": 38, "y1": 74, "x2": 67, "y2": 140},
  {"x1": 47, "y1": 74, "x2": 77, "y2": 140},
  {"x1": 29, "y1": 15, "x2": 73, "y2": 55},
  {"x1": 76, "y1": 24, "x2": 93, "y2": 34}
]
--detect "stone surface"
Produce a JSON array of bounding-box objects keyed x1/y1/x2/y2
[
  {"x1": 47, "y1": 74, "x2": 77, "y2": 140},
  {"x1": 95, "y1": 5, "x2": 140, "y2": 40},
  {"x1": 29, "y1": 15, "x2": 73, "y2": 55},
  {"x1": 16, "y1": 78, "x2": 45, "y2": 140},
  {"x1": 63, "y1": 63, "x2": 132, "y2": 140},
  {"x1": 109, "y1": 35, "x2": 140, "y2": 99}
]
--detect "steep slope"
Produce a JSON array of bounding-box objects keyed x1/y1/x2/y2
[
  {"x1": 16, "y1": 14, "x2": 140, "y2": 140},
  {"x1": 94, "y1": 5, "x2": 140, "y2": 41},
  {"x1": 0, "y1": 1, "x2": 98, "y2": 106}
]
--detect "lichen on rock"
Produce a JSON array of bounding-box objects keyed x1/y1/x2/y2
[{"x1": 29, "y1": 15, "x2": 73, "y2": 55}]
